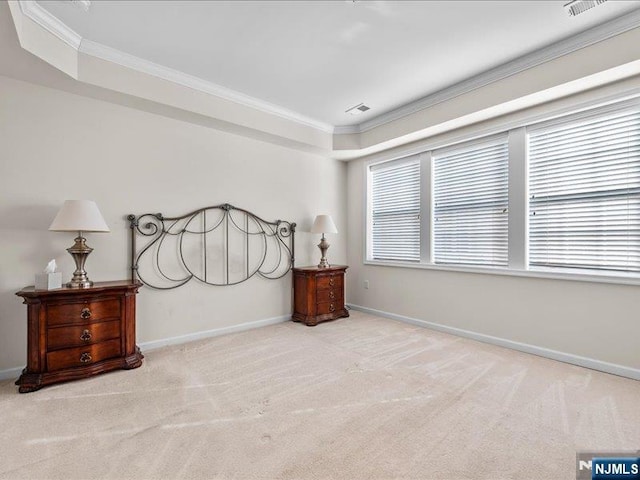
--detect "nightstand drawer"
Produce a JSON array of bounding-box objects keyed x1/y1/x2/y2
[
  {"x1": 316, "y1": 289, "x2": 342, "y2": 303},
  {"x1": 48, "y1": 298, "x2": 120, "y2": 326},
  {"x1": 47, "y1": 320, "x2": 120, "y2": 350},
  {"x1": 316, "y1": 274, "x2": 342, "y2": 291},
  {"x1": 316, "y1": 301, "x2": 340, "y2": 315},
  {"x1": 46, "y1": 339, "x2": 122, "y2": 372}
]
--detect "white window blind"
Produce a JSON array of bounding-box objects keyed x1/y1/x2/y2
[
  {"x1": 529, "y1": 107, "x2": 640, "y2": 273},
  {"x1": 433, "y1": 138, "x2": 509, "y2": 266},
  {"x1": 370, "y1": 159, "x2": 420, "y2": 262}
]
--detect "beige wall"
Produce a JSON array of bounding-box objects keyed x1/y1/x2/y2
[
  {"x1": 346, "y1": 83, "x2": 640, "y2": 373},
  {"x1": 3, "y1": 65, "x2": 640, "y2": 377},
  {"x1": 0, "y1": 75, "x2": 347, "y2": 373}
]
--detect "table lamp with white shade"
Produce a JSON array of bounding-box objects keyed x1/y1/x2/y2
[
  {"x1": 310, "y1": 214, "x2": 338, "y2": 268},
  {"x1": 49, "y1": 200, "x2": 110, "y2": 288}
]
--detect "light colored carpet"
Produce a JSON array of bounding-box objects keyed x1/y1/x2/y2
[{"x1": 1, "y1": 311, "x2": 639, "y2": 480}]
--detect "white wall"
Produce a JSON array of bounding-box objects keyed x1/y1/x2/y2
[
  {"x1": 0, "y1": 75, "x2": 347, "y2": 373},
  {"x1": 4, "y1": 63, "x2": 640, "y2": 379},
  {"x1": 347, "y1": 79, "x2": 640, "y2": 374}
]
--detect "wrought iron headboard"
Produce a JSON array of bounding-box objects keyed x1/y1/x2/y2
[{"x1": 127, "y1": 203, "x2": 296, "y2": 289}]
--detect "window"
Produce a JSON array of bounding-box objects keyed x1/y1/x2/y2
[
  {"x1": 433, "y1": 138, "x2": 509, "y2": 266},
  {"x1": 366, "y1": 97, "x2": 640, "y2": 282},
  {"x1": 529, "y1": 108, "x2": 640, "y2": 273},
  {"x1": 370, "y1": 159, "x2": 420, "y2": 262}
]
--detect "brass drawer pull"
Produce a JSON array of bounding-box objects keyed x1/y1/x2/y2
[
  {"x1": 80, "y1": 329, "x2": 92, "y2": 342},
  {"x1": 329, "y1": 291, "x2": 336, "y2": 300},
  {"x1": 80, "y1": 308, "x2": 91, "y2": 319},
  {"x1": 329, "y1": 278, "x2": 335, "y2": 287},
  {"x1": 80, "y1": 352, "x2": 92, "y2": 363},
  {"x1": 329, "y1": 303, "x2": 335, "y2": 312}
]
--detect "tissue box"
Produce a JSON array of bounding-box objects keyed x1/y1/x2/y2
[{"x1": 35, "y1": 272, "x2": 62, "y2": 290}]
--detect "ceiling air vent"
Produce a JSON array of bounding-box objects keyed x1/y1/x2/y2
[
  {"x1": 564, "y1": 0, "x2": 607, "y2": 17},
  {"x1": 346, "y1": 103, "x2": 371, "y2": 115}
]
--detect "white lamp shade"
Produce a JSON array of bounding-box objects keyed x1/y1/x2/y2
[
  {"x1": 49, "y1": 200, "x2": 110, "y2": 232},
  {"x1": 310, "y1": 214, "x2": 338, "y2": 234}
]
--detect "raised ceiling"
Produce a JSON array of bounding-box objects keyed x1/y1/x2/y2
[{"x1": 35, "y1": 0, "x2": 640, "y2": 129}]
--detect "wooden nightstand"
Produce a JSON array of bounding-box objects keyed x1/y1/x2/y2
[
  {"x1": 15, "y1": 280, "x2": 144, "y2": 393},
  {"x1": 292, "y1": 265, "x2": 349, "y2": 326}
]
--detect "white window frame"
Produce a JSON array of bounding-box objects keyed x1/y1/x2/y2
[
  {"x1": 369, "y1": 156, "x2": 422, "y2": 262},
  {"x1": 432, "y1": 134, "x2": 510, "y2": 267},
  {"x1": 364, "y1": 95, "x2": 640, "y2": 286},
  {"x1": 527, "y1": 103, "x2": 640, "y2": 274}
]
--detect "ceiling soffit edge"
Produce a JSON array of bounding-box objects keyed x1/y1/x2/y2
[
  {"x1": 19, "y1": 0, "x2": 81, "y2": 49},
  {"x1": 14, "y1": 1, "x2": 640, "y2": 144},
  {"x1": 334, "y1": 7, "x2": 640, "y2": 135},
  {"x1": 18, "y1": 0, "x2": 334, "y2": 134},
  {"x1": 78, "y1": 39, "x2": 334, "y2": 133}
]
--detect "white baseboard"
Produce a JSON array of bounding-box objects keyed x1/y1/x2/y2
[
  {"x1": 139, "y1": 314, "x2": 290, "y2": 352},
  {"x1": 0, "y1": 367, "x2": 23, "y2": 382},
  {"x1": 0, "y1": 314, "x2": 290, "y2": 382},
  {"x1": 347, "y1": 304, "x2": 640, "y2": 381}
]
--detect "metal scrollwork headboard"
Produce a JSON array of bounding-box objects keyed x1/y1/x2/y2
[{"x1": 127, "y1": 203, "x2": 296, "y2": 289}]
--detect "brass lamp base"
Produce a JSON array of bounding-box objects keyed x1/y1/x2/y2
[
  {"x1": 66, "y1": 233, "x2": 94, "y2": 288},
  {"x1": 317, "y1": 234, "x2": 331, "y2": 268},
  {"x1": 67, "y1": 279, "x2": 93, "y2": 289}
]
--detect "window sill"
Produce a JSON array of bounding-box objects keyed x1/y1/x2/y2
[{"x1": 363, "y1": 260, "x2": 640, "y2": 286}]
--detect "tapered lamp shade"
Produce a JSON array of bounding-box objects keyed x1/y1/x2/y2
[
  {"x1": 49, "y1": 200, "x2": 109, "y2": 288},
  {"x1": 310, "y1": 215, "x2": 337, "y2": 268},
  {"x1": 49, "y1": 200, "x2": 110, "y2": 232},
  {"x1": 310, "y1": 215, "x2": 338, "y2": 234}
]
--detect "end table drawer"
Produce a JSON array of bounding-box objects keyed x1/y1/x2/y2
[
  {"x1": 47, "y1": 320, "x2": 120, "y2": 350},
  {"x1": 316, "y1": 289, "x2": 342, "y2": 303},
  {"x1": 316, "y1": 301, "x2": 340, "y2": 315},
  {"x1": 316, "y1": 274, "x2": 342, "y2": 291},
  {"x1": 48, "y1": 299, "x2": 120, "y2": 326},
  {"x1": 46, "y1": 339, "x2": 122, "y2": 371}
]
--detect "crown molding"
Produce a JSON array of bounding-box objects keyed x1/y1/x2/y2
[
  {"x1": 353, "y1": 7, "x2": 640, "y2": 134},
  {"x1": 333, "y1": 125, "x2": 360, "y2": 134},
  {"x1": 78, "y1": 39, "x2": 334, "y2": 133},
  {"x1": 19, "y1": 0, "x2": 81, "y2": 49},
  {"x1": 16, "y1": 1, "x2": 640, "y2": 141},
  {"x1": 17, "y1": 0, "x2": 334, "y2": 134}
]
